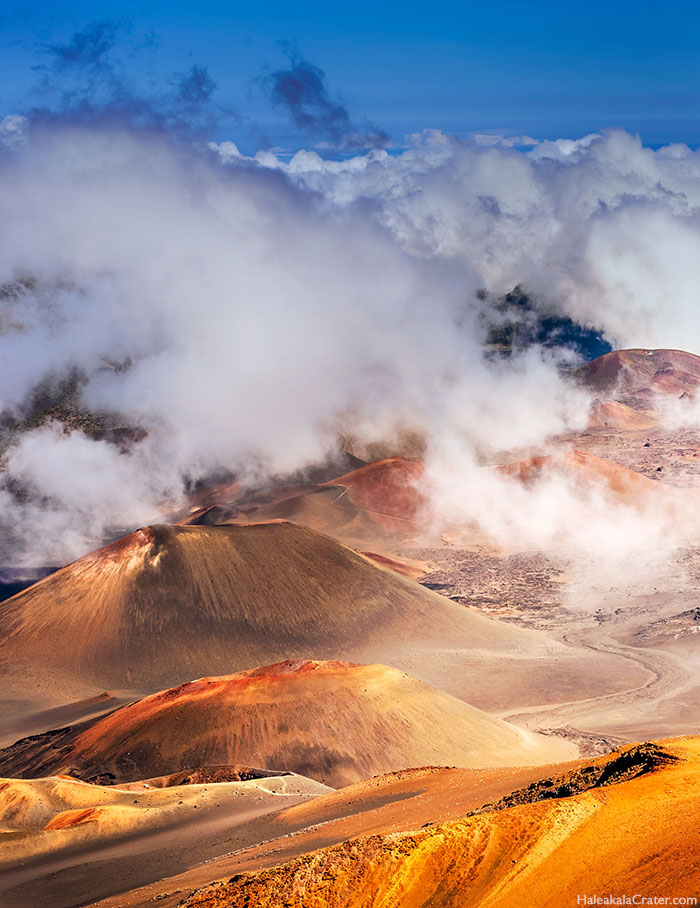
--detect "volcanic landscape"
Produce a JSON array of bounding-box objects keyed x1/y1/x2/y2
[{"x1": 2, "y1": 344, "x2": 700, "y2": 906}]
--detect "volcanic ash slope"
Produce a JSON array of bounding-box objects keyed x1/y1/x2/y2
[
  {"x1": 0, "y1": 522, "x2": 631, "y2": 718},
  {"x1": 0, "y1": 660, "x2": 574, "y2": 787},
  {"x1": 181, "y1": 737, "x2": 700, "y2": 908}
]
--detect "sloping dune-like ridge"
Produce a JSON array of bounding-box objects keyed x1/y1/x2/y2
[
  {"x1": 79, "y1": 762, "x2": 601, "y2": 908},
  {"x1": 0, "y1": 661, "x2": 572, "y2": 787},
  {"x1": 359, "y1": 551, "x2": 425, "y2": 579},
  {"x1": 181, "y1": 738, "x2": 699, "y2": 908},
  {"x1": 0, "y1": 521, "x2": 610, "y2": 714},
  {"x1": 0, "y1": 770, "x2": 329, "y2": 869},
  {"x1": 587, "y1": 399, "x2": 660, "y2": 431}
]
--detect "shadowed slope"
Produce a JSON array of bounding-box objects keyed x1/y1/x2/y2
[
  {"x1": 53, "y1": 762, "x2": 596, "y2": 908},
  {"x1": 0, "y1": 661, "x2": 574, "y2": 786},
  {"x1": 229, "y1": 486, "x2": 375, "y2": 538},
  {"x1": 0, "y1": 770, "x2": 329, "y2": 874},
  {"x1": 181, "y1": 739, "x2": 698, "y2": 908}
]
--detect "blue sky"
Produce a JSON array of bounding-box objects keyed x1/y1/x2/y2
[{"x1": 2, "y1": 1, "x2": 700, "y2": 150}]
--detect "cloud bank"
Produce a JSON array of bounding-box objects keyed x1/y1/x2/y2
[
  {"x1": 231, "y1": 128, "x2": 700, "y2": 352},
  {"x1": 3, "y1": 104, "x2": 700, "y2": 566}
]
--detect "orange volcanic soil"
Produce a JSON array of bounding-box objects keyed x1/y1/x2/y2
[
  {"x1": 0, "y1": 661, "x2": 571, "y2": 787},
  {"x1": 575, "y1": 348, "x2": 700, "y2": 399},
  {"x1": 497, "y1": 449, "x2": 663, "y2": 505},
  {"x1": 0, "y1": 520, "x2": 617, "y2": 717},
  {"x1": 85, "y1": 760, "x2": 602, "y2": 908},
  {"x1": 181, "y1": 738, "x2": 700, "y2": 908}
]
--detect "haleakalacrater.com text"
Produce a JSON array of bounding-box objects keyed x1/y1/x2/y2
[{"x1": 577, "y1": 897, "x2": 698, "y2": 906}]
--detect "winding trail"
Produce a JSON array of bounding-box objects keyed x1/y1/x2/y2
[{"x1": 500, "y1": 620, "x2": 696, "y2": 742}]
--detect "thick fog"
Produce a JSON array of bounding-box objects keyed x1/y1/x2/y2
[{"x1": 2, "y1": 83, "x2": 700, "y2": 566}]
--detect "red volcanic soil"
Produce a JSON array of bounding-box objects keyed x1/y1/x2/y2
[
  {"x1": 322, "y1": 457, "x2": 426, "y2": 531},
  {"x1": 575, "y1": 348, "x2": 700, "y2": 399},
  {"x1": 497, "y1": 449, "x2": 662, "y2": 505},
  {"x1": 206, "y1": 457, "x2": 431, "y2": 544},
  {"x1": 229, "y1": 487, "x2": 367, "y2": 536},
  {"x1": 44, "y1": 807, "x2": 102, "y2": 831},
  {"x1": 359, "y1": 551, "x2": 425, "y2": 579},
  {"x1": 231, "y1": 457, "x2": 428, "y2": 538},
  {"x1": 0, "y1": 661, "x2": 566, "y2": 787}
]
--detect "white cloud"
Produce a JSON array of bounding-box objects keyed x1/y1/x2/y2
[{"x1": 4, "y1": 120, "x2": 700, "y2": 565}]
